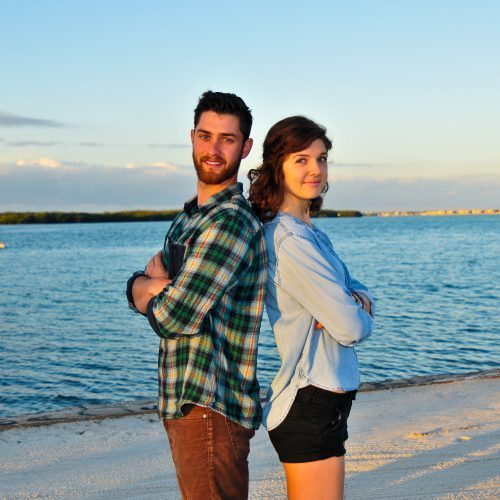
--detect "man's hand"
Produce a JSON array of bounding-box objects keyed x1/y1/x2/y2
[
  {"x1": 145, "y1": 250, "x2": 169, "y2": 279},
  {"x1": 132, "y1": 275, "x2": 171, "y2": 314}
]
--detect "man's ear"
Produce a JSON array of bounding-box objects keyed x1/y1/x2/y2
[
  {"x1": 190, "y1": 129, "x2": 195, "y2": 145},
  {"x1": 241, "y1": 138, "x2": 253, "y2": 159}
]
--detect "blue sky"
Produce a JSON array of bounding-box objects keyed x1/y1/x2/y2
[{"x1": 1, "y1": 0, "x2": 499, "y2": 211}]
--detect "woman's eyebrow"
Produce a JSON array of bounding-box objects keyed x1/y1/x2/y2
[{"x1": 290, "y1": 151, "x2": 328, "y2": 158}]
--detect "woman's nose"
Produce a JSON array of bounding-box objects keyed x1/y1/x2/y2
[{"x1": 310, "y1": 160, "x2": 323, "y2": 175}]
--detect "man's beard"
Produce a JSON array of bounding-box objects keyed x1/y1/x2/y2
[{"x1": 192, "y1": 152, "x2": 242, "y2": 185}]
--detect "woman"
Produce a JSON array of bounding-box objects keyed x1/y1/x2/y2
[{"x1": 248, "y1": 116, "x2": 374, "y2": 500}]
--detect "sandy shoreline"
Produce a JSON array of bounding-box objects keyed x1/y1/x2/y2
[{"x1": 1, "y1": 371, "x2": 499, "y2": 499}]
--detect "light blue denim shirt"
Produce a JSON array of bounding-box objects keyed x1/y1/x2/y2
[{"x1": 262, "y1": 212, "x2": 374, "y2": 430}]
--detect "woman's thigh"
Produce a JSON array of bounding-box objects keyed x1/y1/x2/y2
[{"x1": 284, "y1": 455, "x2": 345, "y2": 500}]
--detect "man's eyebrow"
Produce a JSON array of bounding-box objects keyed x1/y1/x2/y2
[{"x1": 196, "y1": 129, "x2": 239, "y2": 138}]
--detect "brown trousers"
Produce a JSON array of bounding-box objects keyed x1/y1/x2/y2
[{"x1": 163, "y1": 405, "x2": 255, "y2": 500}]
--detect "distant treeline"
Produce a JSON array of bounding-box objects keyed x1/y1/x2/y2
[
  {"x1": 315, "y1": 210, "x2": 362, "y2": 218},
  {"x1": 0, "y1": 209, "x2": 363, "y2": 225}
]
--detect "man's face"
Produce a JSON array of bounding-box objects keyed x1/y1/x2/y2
[{"x1": 191, "y1": 111, "x2": 253, "y2": 185}]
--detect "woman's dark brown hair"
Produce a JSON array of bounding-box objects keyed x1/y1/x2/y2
[{"x1": 248, "y1": 116, "x2": 332, "y2": 222}]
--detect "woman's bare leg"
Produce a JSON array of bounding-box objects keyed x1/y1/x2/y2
[{"x1": 283, "y1": 456, "x2": 345, "y2": 500}]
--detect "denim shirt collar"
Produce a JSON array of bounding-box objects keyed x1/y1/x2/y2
[
  {"x1": 276, "y1": 211, "x2": 309, "y2": 223},
  {"x1": 274, "y1": 211, "x2": 318, "y2": 230}
]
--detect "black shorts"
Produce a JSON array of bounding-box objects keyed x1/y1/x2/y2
[{"x1": 268, "y1": 385, "x2": 356, "y2": 463}]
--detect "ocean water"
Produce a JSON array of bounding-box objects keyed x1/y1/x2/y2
[{"x1": 0, "y1": 216, "x2": 499, "y2": 418}]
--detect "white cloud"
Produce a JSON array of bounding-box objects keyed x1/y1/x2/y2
[
  {"x1": 323, "y1": 175, "x2": 500, "y2": 211},
  {"x1": 15, "y1": 157, "x2": 62, "y2": 169},
  {"x1": 0, "y1": 158, "x2": 196, "y2": 211},
  {"x1": 1, "y1": 158, "x2": 498, "y2": 212},
  {"x1": 125, "y1": 161, "x2": 186, "y2": 174},
  {"x1": 146, "y1": 161, "x2": 182, "y2": 172}
]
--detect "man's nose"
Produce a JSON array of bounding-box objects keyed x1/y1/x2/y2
[{"x1": 208, "y1": 139, "x2": 222, "y2": 156}]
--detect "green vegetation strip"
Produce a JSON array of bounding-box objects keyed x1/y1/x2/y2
[{"x1": 0, "y1": 210, "x2": 362, "y2": 224}]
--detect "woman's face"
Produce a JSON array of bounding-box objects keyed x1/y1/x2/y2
[{"x1": 281, "y1": 138, "x2": 328, "y2": 209}]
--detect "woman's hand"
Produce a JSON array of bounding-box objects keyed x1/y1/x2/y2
[{"x1": 352, "y1": 291, "x2": 373, "y2": 316}]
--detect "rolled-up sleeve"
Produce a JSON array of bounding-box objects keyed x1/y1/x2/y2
[
  {"x1": 278, "y1": 235, "x2": 373, "y2": 347},
  {"x1": 147, "y1": 213, "x2": 255, "y2": 338}
]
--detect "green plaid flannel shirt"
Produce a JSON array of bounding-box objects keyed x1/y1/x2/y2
[{"x1": 146, "y1": 183, "x2": 266, "y2": 429}]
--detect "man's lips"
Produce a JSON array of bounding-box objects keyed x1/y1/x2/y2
[{"x1": 202, "y1": 157, "x2": 225, "y2": 167}]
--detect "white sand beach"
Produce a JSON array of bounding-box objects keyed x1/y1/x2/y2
[{"x1": 1, "y1": 372, "x2": 499, "y2": 499}]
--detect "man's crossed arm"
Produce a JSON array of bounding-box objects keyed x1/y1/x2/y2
[{"x1": 132, "y1": 251, "x2": 171, "y2": 314}]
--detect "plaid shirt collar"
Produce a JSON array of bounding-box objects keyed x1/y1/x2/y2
[{"x1": 183, "y1": 182, "x2": 244, "y2": 218}]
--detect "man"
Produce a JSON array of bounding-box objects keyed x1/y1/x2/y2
[{"x1": 126, "y1": 91, "x2": 266, "y2": 500}]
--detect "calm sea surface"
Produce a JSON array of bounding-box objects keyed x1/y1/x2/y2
[{"x1": 0, "y1": 216, "x2": 499, "y2": 418}]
